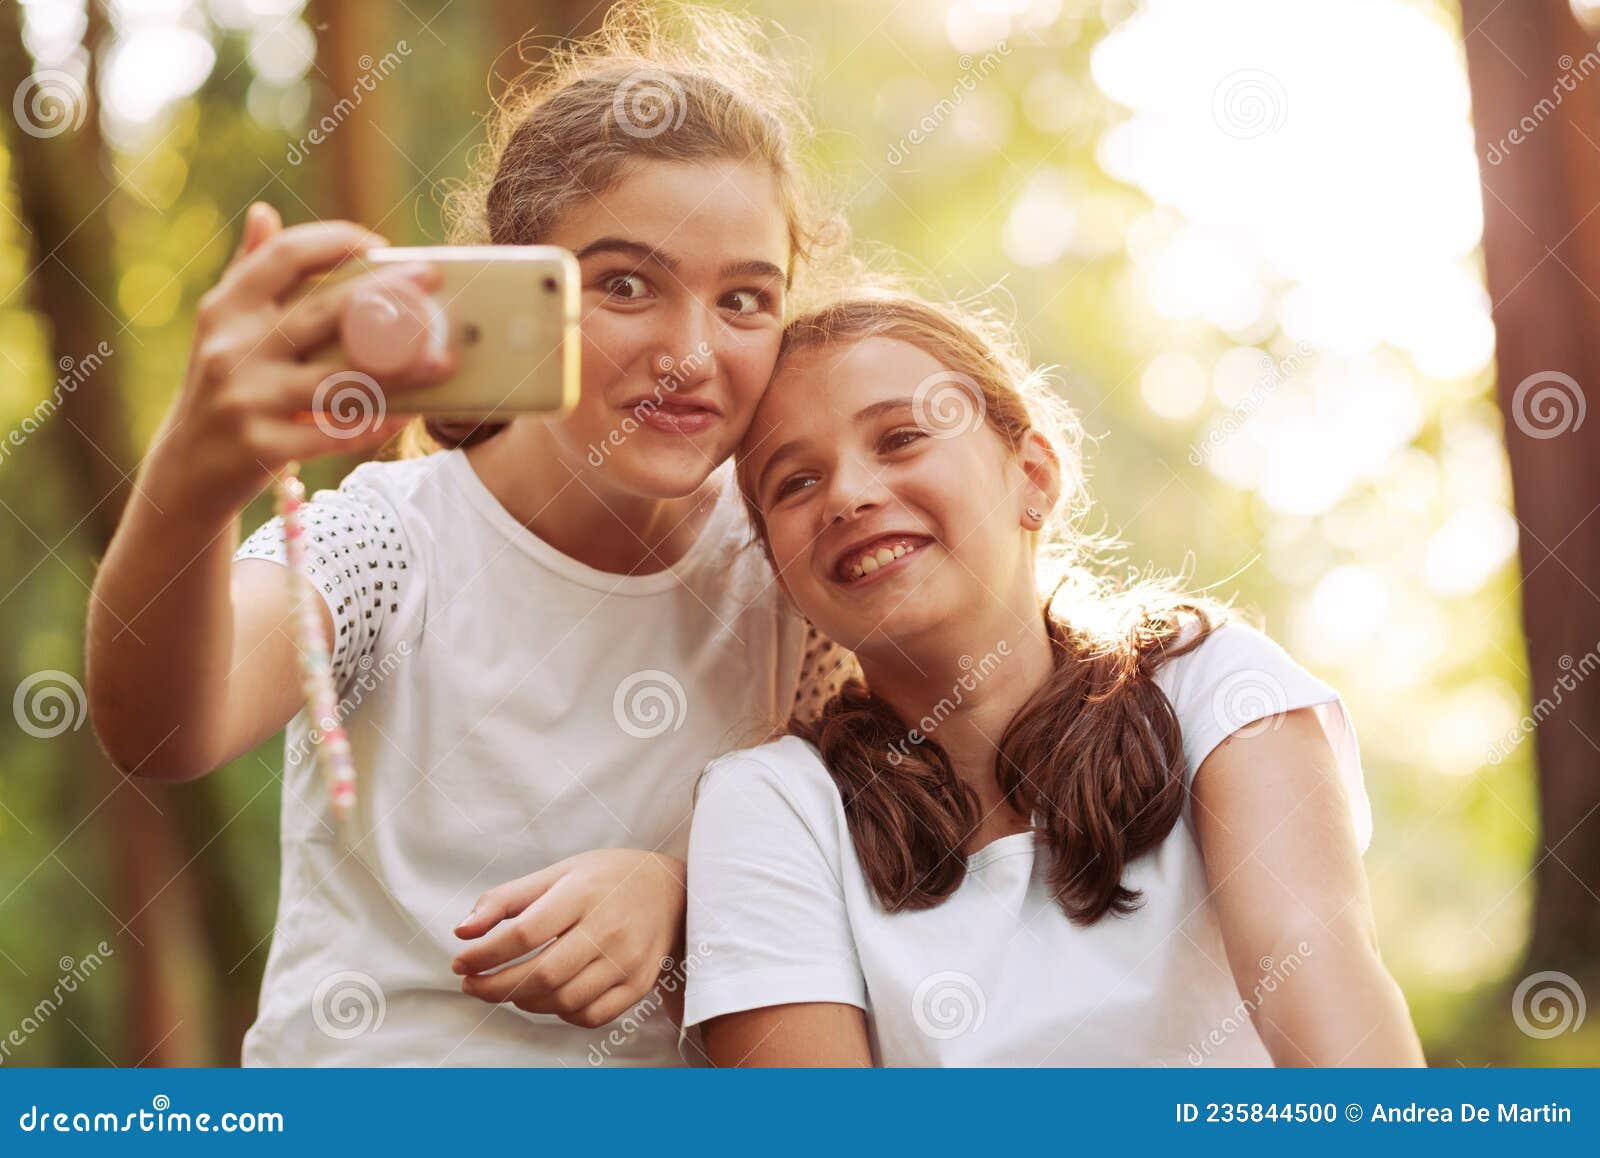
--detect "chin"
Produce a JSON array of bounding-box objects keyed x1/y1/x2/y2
[{"x1": 597, "y1": 449, "x2": 721, "y2": 500}]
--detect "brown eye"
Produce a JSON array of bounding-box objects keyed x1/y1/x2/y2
[
  {"x1": 602, "y1": 273, "x2": 650, "y2": 301},
  {"x1": 881, "y1": 427, "x2": 925, "y2": 453}
]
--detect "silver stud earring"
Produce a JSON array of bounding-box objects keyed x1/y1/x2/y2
[{"x1": 1026, "y1": 506, "x2": 1042, "y2": 522}]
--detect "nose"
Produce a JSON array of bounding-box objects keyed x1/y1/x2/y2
[
  {"x1": 654, "y1": 300, "x2": 719, "y2": 393},
  {"x1": 822, "y1": 452, "x2": 890, "y2": 526}
]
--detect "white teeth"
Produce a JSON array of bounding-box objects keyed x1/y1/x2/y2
[{"x1": 842, "y1": 539, "x2": 922, "y2": 582}]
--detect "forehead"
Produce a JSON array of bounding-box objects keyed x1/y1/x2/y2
[
  {"x1": 547, "y1": 158, "x2": 790, "y2": 268},
  {"x1": 740, "y1": 335, "x2": 946, "y2": 458}
]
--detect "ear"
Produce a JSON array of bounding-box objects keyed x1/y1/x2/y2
[{"x1": 1014, "y1": 428, "x2": 1063, "y2": 530}]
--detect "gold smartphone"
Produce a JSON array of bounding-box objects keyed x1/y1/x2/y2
[{"x1": 333, "y1": 245, "x2": 580, "y2": 419}]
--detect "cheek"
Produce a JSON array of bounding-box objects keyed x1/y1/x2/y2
[
  {"x1": 719, "y1": 329, "x2": 782, "y2": 414},
  {"x1": 764, "y1": 514, "x2": 813, "y2": 583}
]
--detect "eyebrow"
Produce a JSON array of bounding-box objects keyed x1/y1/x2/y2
[
  {"x1": 753, "y1": 396, "x2": 916, "y2": 498},
  {"x1": 572, "y1": 238, "x2": 787, "y2": 285}
]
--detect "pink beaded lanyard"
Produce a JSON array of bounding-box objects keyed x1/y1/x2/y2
[{"x1": 276, "y1": 465, "x2": 358, "y2": 836}]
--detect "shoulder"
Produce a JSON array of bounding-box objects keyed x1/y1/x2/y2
[
  {"x1": 1152, "y1": 619, "x2": 1341, "y2": 776},
  {"x1": 696, "y1": 735, "x2": 847, "y2": 843}
]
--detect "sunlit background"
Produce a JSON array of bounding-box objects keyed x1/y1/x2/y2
[{"x1": 0, "y1": 0, "x2": 1593, "y2": 1064}]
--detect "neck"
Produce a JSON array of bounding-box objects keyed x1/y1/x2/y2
[
  {"x1": 857, "y1": 602, "x2": 1055, "y2": 837},
  {"x1": 463, "y1": 420, "x2": 718, "y2": 575}
]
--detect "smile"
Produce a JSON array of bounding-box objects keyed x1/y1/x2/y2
[{"x1": 832, "y1": 534, "x2": 933, "y2": 586}]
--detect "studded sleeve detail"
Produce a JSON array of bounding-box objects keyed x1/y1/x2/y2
[{"x1": 235, "y1": 486, "x2": 409, "y2": 692}]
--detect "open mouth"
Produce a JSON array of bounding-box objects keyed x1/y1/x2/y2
[{"x1": 832, "y1": 534, "x2": 933, "y2": 586}]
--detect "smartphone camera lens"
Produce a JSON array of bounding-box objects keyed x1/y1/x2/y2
[
  {"x1": 542, "y1": 276, "x2": 558, "y2": 293},
  {"x1": 462, "y1": 323, "x2": 481, "y2": 345}
]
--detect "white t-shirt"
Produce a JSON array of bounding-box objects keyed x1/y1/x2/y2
[
  {"x1": 233, "y1": 448, "x2": 851, "y2": 1066},
  {"x1": 683, "y1": 624, "x2": 1371, "y2": 1067}
]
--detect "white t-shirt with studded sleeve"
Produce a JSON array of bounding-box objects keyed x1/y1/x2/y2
[
  {"x1": 233, "y1": 448, "x2": 851, "y2": 1067},
  {"x1": 683, "y1": 624, "x2": 1371, "y2": 1066}
]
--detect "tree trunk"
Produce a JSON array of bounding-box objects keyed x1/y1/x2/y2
[
  {"x1": 1460, "y1": 0, "x2": 1600, "y2": 994},
  {"x1": 0, "y1": 0, "x2": 216, "y2": 1065}
]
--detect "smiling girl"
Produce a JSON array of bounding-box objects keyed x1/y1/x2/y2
[
  {"x1": 86, "y1": 4, "x2": 851, "y2": 1065},
  {"x1": 684, "y1": 294, "x2": 1424, "y2": 1066}
]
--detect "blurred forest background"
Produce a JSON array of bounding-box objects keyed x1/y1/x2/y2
[{"x1": 1, "y1": 0, "x2": 1598, "y2": 1066}]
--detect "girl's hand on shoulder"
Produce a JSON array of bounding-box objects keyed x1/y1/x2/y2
[{"x1": 451, "y1": 849, "x2": 687, "y2": 1030}]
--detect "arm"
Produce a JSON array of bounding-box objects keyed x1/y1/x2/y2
[
  {"x1": 1191, "y1": 707, "x2": 1424, "y2": 1066},
  {"x1": 86, "y1": 204, "x2": 447, "y2": 781},
  {"x1": 702, "y1": 1002, "x2": 871, "y2": 1067}
]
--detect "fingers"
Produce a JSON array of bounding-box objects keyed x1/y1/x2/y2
[
  {"x1": 241, "y1": 412, "x2": 408, "y2": 466},
  {"x1": 276, "y1": 350, "x2": 455, "y2": 416},
  {"x1": 272, "y1": 261, "x2": 443, "y2": 356},
  {"x1": 462, "y1": 938, "x2": 622, "y2": 1011},
  {"x1": 228, "y1": 220, "x2": 389, "y2": 305},
  {"x1": 454, "y1": 860, "x2": 569, "y2": 941},
  {"x1": 565, "y1": 982, "x2": 650, "y2": 1030},
  {"x1": 228, "y1": 202, "x2": 282, "y2": 269},
  {"x1": 451, "y1": 873, "x2": 585, "y2": 975}
]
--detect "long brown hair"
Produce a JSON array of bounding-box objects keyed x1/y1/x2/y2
[
  {"x1": 399, "y1": 0, "x2": 832, "y2": 458},
  {"x1": 737, "y1": 294, "x2": 1225, "y2": 925}
]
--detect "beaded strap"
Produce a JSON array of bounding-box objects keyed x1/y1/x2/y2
[{"x1": 275, "y1": 465, "x2": 357, "y2": 838}]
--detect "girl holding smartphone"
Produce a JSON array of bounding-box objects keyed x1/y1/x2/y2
[{"x1": 86, "y1": 4, "x2": 849, "y2": 1065}]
